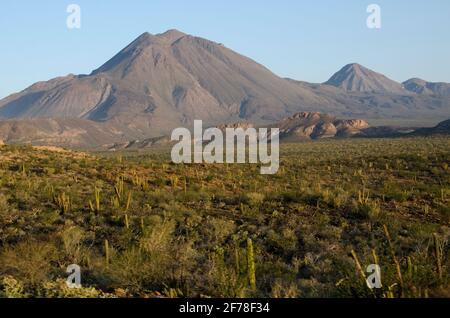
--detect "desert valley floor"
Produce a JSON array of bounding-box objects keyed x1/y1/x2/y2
[{"x1": 0, "y1": 137, "x2": 449, "y2": 297}]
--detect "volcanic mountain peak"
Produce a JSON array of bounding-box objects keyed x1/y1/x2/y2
[
  {"x1": 325, "y1": 63, "x2": 405, "y2": 94},
  {"x1": 90, "y1": 30, "x2": 191, "y2": 78},
  {"x1": 342, "y1": 63, "x2": 367, "y2": 73},
  {"x1": 157, "y1": 29, "x2": 187, "y2": 42}
]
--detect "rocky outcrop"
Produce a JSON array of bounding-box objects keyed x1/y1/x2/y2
[
  {"x1": 334, "y1": 119, "x2": 370, "y2": 137},
  {"x1": 274, "y1": 112, "x2": 370, "y2": 140}
]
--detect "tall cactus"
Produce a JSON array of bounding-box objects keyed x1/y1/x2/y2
[
  {"x1": 105, "y1": 239, "x2": 110, "y2": 268},
  {"x1": 383, "y1": 225, "x2": 403, "y2": 290},
  {"x1": 114, "y1": 176, "x2": 124, "y2": 203},
  {"x1": 95, "y1": 187, "x2": 101, "y2": 212},
  {"x1": 125, "y1": 191, "x2": 132, "y2": 211},
  {"x1": 350, "y1": 249, "x2": 366, "y2": 282},
  {"x1": 433, "y1": 233, "x2": 443, "y2": 280},
  {"x1": 247, "y1": 238, "x2": 256, "y2": 290},
  {"x1": 124, "y1": 214, "x2": 130, "y2": 230},
  {"x1": 234, "y1": 241, "x2": 240, "y2": 274},
  {"x1": 21, "y1": 163, "x2": 26, "y2": 177},
  {"x1": 140, "y1": 217, "x2": 145, "y2": 233}
]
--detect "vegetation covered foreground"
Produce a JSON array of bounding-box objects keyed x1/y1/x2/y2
[{"x1": 0, "y1": 138, "x2": 449, "y2": 298}]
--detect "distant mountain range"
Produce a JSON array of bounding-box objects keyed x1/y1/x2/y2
[
  {"x1": 0, "y1": 29, "x2": 449, "y2": 148},
  {"x1": 324, "y1": 63, "x2": 406, "y2": 94}
]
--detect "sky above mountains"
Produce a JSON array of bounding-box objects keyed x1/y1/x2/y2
[{"x1": 1, "y1": 0, "x2": 449, "y2": 99}]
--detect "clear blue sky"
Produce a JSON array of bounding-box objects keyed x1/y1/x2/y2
[{"x1": 1, "y1": 0, "x2": 449, "y2": 98}]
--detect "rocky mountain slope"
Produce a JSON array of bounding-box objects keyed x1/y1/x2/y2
[{"x1": 0, "y1": 118, "x2": 123, "y2": 148}]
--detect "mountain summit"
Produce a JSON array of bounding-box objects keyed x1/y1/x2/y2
[{"x1": 324, "y1": 63, "x2": 405, "y2": 94}]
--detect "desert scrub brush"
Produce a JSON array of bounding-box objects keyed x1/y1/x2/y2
[
  {"x1": 358, "y1": 188, "x2": 370, "y2": 205},
  {"x1": 54, "y1": 192, "x2": 71, "y2": 214},
  {"x1": 1, "y1": 276, "x2": 28, "y2": 298}
]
